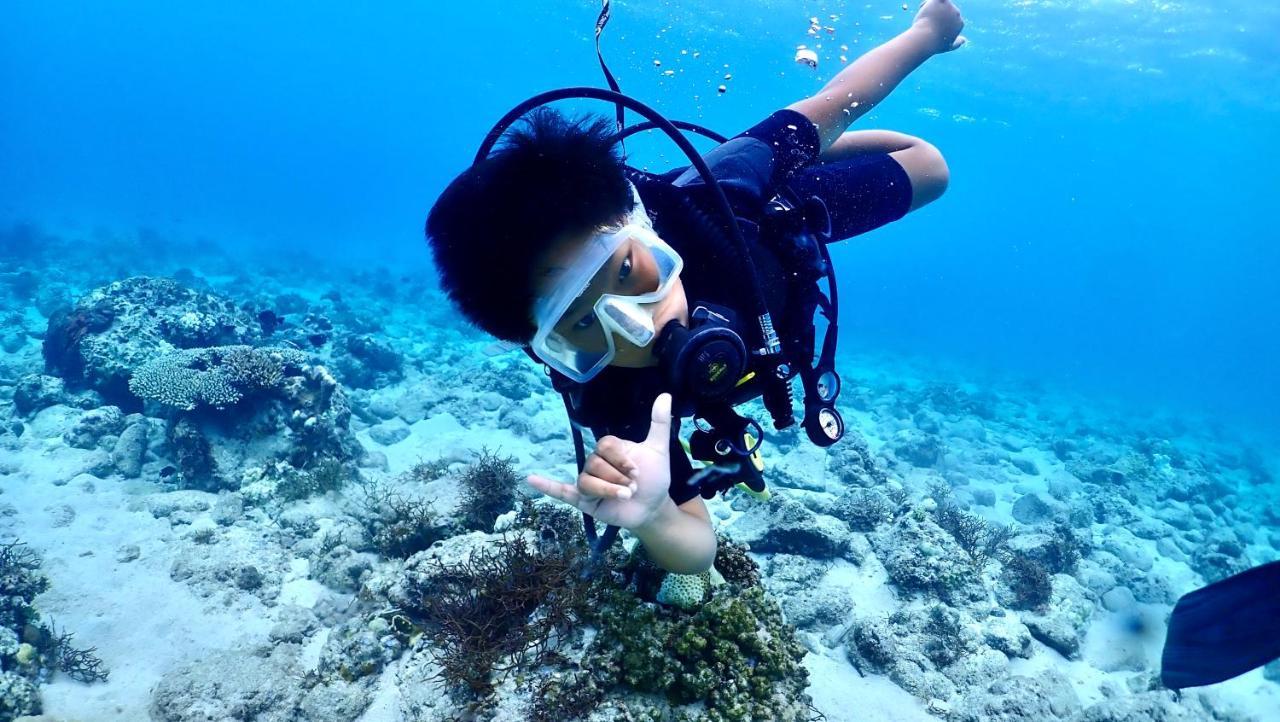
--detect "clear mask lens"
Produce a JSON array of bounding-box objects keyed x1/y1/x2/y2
[{"x1": 596, "y1": 295, "x2": 657, "y2": 347}]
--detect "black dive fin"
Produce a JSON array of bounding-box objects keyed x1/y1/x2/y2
[{"x1": 1160, "y1": 560, "x2": 1280, "y2": 689}]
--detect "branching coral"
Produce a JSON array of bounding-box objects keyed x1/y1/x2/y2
[
  {"x1": 0, "y1": 541, "x2": 47, "y2": 631},
  {"x1": 0, "y1": 541, "x2": 109, "y2": 700},
  {"x1": 31, "y1": 620, "x2": 109, "y2": 683},
  {"x1": 403, "y1": 456, "x2": 452, "y2": 484},
  {"x1": 385, "y1": 528, "x2": 812, "y2": 720},
  {"x1": 275, "y1": 457, "x2": 352, "y2": 502},
  {"x1": 129, "y1": 345, "x2": 309, "y2": 410},
  {"x1": 933, "y1": 502, "x2": 1012, "y2": 570},
  {"x1": 1041, "y1": 520, "x2": 1083, "y2": 575}
]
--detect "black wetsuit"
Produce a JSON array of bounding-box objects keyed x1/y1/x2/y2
[{"x1": 564, "y1": 109, "x2": 912, "y2": 505}]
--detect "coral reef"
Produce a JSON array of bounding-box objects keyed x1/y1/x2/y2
[
  {"x1": 830, "y1": 488, "x2": 894, "y2": 532},
  {"x1": 129, "y1": 345, "x2": 310, "y2": 411},
  {"x1": 932, "y1": 501, "x2": 1012, "y2": 570},
  {"x1": 655, "y1": 571, "x2": 711, "y2": 610},
  {"x1": 44, "y1": 276, "x2": 259, "y2": 406},
  {"x1": 4, "y1": 228, "x2": 1278, "y2": 721},
  {"x1": 870, "y1": 509, "x2": 977, "y2": 600},
  {"x1": 712, "y1": 535, "x2": 761, "y2": 589},
  {"x1": 999, "y1": 551, "x2": 1053, "y2": 610},
  {"x1": 583, "y1": 584, "x2": 813, "y2": 721},
  {"x1": 333, "y1": 334, "x2": 404, "y2": 389},
  {"x1": 826, "y1": 428, "x2": 889, "y2": 488},
  {"x1": 0, "y1": 541, "x2": 107, "y2": 721}
]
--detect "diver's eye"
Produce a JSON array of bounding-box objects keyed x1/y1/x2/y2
[
  {"x1": 573, "y1": 312, "x2": 597, "y2": 331},
  {"x1": 618, "y1": 253, "x2": 633, "y2": 283}
]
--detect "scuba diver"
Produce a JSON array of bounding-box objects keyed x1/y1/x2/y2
[{"x1": 426, "y1": 0, "x2": 967, "y2": 574}]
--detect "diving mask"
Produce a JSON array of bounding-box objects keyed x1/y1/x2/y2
[{"x1": 530, "y1": 190, "x2": 684, "y2": 383}]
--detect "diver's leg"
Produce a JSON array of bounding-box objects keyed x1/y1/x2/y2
[{"x1": 820, "y1": 131, "x2": 949, "y2": 211}]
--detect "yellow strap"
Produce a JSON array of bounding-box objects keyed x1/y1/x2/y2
[{"x1": 745, "y1": 432, "x2": 764, "y2": 472}]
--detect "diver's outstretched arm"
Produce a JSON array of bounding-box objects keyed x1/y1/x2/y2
[{"x1": 788, "y1": 0, "x2": 966, "y2": 150}]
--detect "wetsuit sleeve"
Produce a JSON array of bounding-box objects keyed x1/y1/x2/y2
[{"x1": 787, "y1": 153, "x2": 913, "y2": 241}]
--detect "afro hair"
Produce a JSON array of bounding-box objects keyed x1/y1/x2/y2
[{"x1": 425, "y1": 108, "x2": 633, "y2": 342}]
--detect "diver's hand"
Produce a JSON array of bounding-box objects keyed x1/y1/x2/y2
[
  {"x1": 912, "y1": 0, "x2": 966, "y2": 54},
  {"x1": 526, "y1": 394, "x2": 673, "y2": 531}
]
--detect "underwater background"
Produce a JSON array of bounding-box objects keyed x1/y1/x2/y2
[
  {"x1": 4, "y1": 0, "x2": 1278, "y2": 435},
  {"x1": 1, "y1": 1, "x2": 1278, "y2": 721}
]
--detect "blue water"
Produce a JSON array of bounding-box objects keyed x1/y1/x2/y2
[{"x1": 3, "y1": 0, "x2": 1278, "y2": 436}]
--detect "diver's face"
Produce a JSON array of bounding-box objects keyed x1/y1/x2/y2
[{"x1": 533, "y1": 229, "x2": 689, "y2": 369}]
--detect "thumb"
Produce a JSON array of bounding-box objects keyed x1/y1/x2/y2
[
  {"x1": 642, "y1": 393, "x2": 673, "y2": 453},
  {"x1": 949, "y1": 35, "x2": 967, "y2": 51}
]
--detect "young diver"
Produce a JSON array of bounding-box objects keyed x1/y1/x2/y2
[{"x1": 426, "y1": 0, "x2": 967, "y2": 574}]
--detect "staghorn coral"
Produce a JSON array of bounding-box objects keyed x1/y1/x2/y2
[
  {"x1": 129, "y1": 345, "x2": 309, "y2": 410},
  {"x1": 933, "y1": 502, "x2": 1013, "y2": 570}
]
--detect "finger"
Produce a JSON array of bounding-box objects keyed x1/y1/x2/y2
[
  {"x1": 578, "y1": 472, "x2": 633, "y2": 500},
  {"x1": 950, "y1": 35, "x2": 967, "y2": 51},
  {"x1": 594, "y1": 436, "x2": 639, "y2": 479},
  {"x1": 643, "y1": 393, "x2": 673, "y2": 451},
  {"x1": 585, "y1": 453, "x2": 634, "y2": 487},
  {"x1": 526, "y1": 474, "x2": 582, "y2": 508}
]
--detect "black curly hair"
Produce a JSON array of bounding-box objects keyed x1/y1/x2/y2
[{"x1": 425, "y1": 108, "x2": 634, "y2": 343}]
